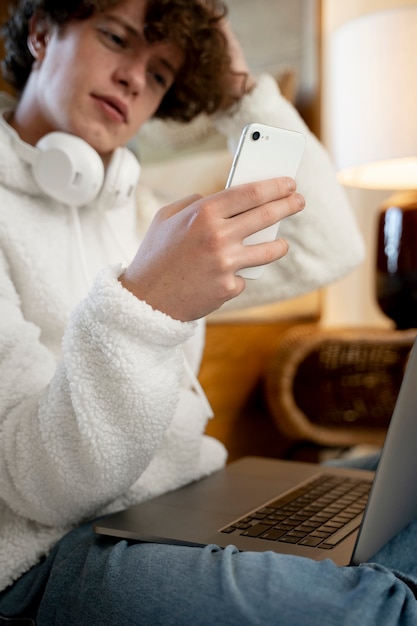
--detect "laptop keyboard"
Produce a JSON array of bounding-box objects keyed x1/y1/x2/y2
[{"x1": 220, "y1": 473, "x2": 372, "y2": 550}]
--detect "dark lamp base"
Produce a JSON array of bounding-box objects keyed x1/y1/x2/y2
[{"x1": 376, "y1": 191, "x2": 417, "y2": 330}]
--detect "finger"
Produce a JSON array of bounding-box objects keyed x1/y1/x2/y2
[
  {"x1": 229, "y1": 192, "x2": 305, "y2": 243},
  {"x1": 236, "y1": 237, "x2": 291, "y2": 275},
  {"x1": 215, "y1": 176, "x2": 297, "y2": 219}
]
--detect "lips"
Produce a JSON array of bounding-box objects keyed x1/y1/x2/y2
[{"x1": 93, "y1": 94, "x2": 129, "y2": 123}]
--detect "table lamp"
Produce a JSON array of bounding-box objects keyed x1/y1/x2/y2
[{"x1": 328, "y1": 5, "x2": 417, "y2": 329}]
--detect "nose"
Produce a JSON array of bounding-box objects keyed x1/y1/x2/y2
[{"x1": 114, "y1": 57, "x2": 146, "y2": 96}]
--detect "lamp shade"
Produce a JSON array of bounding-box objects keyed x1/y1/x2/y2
[{"x1": 329, "y1": 5, "x2": 417, "y2": 189}]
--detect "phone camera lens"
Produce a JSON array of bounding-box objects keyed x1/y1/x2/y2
[{"x1": 251, "y1": 131, "x2": 261, "y2": 141}]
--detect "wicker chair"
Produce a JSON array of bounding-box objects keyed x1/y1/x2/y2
[{"x1": 264, "y1": 324, "x2": 417, "y2": 449}]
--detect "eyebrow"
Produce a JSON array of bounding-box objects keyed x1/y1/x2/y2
[{"x1": 101, "y1": 14, "x2": 180, "y2": 79}]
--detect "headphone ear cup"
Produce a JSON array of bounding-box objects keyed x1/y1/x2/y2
[
  {"x1": 35, "y1": 132, "x2": 105, "y2": 205},
  {"x1": 101, "y1": 147, "x2": 141, "y2": 210}
]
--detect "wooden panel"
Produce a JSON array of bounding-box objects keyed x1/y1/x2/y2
[
  {"x1": 0, "y1": 3, "x2": 14, "y2": 95},
  {"x1": 199, "y1": 316, "x2": 319, "y2": 462}
]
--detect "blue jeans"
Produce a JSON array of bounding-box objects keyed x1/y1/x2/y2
[{"x1": 2, "y1": 455, "x2": 417, "y2": 625}]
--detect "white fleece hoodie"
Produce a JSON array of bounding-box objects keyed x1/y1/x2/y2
[{"x1": 0, "y1": 76, "x2": 364, "y2": 591}]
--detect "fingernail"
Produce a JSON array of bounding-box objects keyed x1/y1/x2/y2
[
  {"x1": 296, "y1": 193, "x2": 305, "y2": 208},
  {"x1": 287, "y1": 178, "x2": 296, "y2": 191}
]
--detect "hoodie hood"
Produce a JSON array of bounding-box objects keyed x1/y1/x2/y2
[{"x1": 0, "y1": 93, "x2": 46, "y2": 199}]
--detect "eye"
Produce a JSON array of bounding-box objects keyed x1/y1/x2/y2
[
  {"x1": 99, "y1": 27, "x2": 128, "y2": 49},
  {"x1": 147, "y1": 61, "x2": 175, "y2": 92},
  {"x1": 151, "y1": 71, "x2": 168, "y2": 89}
]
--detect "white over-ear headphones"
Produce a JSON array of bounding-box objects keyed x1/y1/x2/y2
[{"x1": 13, "y1": 130, "x2": 141, "y2": 208}]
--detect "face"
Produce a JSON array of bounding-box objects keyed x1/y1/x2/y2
[{"x1": 12, "y1": 0, "x2": 184, "y2": 160}]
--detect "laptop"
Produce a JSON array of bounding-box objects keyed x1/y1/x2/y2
[{"x1": 94, "y1": 335, "x2": 417, "y2": 567}]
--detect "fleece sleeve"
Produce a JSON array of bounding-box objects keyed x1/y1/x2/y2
[
  {"x1": 0, "y1": 262, "x2": 196, "y2": 527},
  {"x1": 214, "y1": 74, "x2": 365, "y2": 308}
]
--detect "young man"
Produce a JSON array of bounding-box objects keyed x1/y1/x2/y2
[{"x1": 2, "y1": 1, "x2": 417, "y2": 624}]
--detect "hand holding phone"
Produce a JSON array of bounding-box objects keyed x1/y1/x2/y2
[{"x1": 226, "y1": 123, "x2": 305, "y2": 279}]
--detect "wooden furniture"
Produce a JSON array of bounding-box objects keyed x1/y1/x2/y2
[
  {"x1": 199, "y1": 304, "x2": 320, "y2": 462},
  {"x1": 0, "y1": 5, "x2": 13, "y2": 96},
  {"x1": 264, "y1": 324, "x2": 417, "y2": 450}
]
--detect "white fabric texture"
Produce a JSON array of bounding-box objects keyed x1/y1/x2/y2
[{"x1": 0, "y1": 75, "x2": 364, "y2": 591}]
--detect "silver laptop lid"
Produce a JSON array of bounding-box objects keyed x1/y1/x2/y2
[{"x1": 352, "y1": 337, "x2": 417, "y2": 564}]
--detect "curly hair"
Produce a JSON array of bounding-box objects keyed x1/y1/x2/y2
[{"x1": 0, "y1": 0, "x2": 233, "y2": 122}]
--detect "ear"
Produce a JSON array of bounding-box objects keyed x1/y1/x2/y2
[{"x1": 27, "y1": 14, "x2": 52, "y2": 61}]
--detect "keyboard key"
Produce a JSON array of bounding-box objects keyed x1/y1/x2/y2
[
  {"x1": 320, "y1": 514, "x2": 363, "y2": 548},
  {"x1": 299, "y1": 536, "x2": 324, "y2": 547},
  {"x1": 259, "y1": 528, "x2": 287, "y2": 541},
  {"x1": 221, "y1": 526, "x2": 236, "y2": 534},
  {"x1": 278, "y1": 534, "x2": 301, "y2": 544},
  {"x1": 241, "y1": 523, "x2": 272, "y2": 538}
]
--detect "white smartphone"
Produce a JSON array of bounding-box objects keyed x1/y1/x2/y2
[{"x1": 226, "y1": 123, "x2": 305, "y2": 279}]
